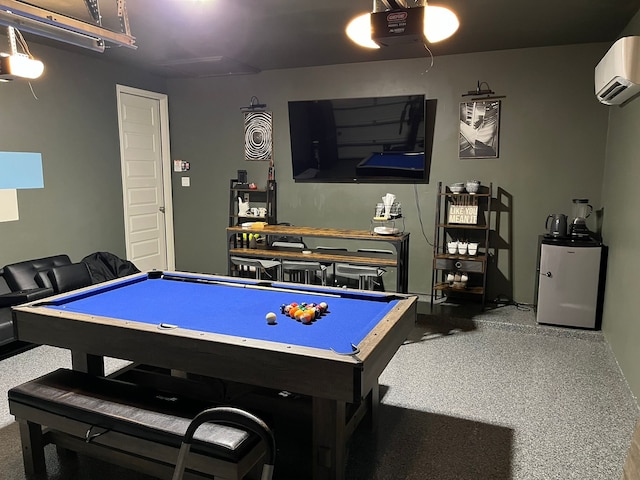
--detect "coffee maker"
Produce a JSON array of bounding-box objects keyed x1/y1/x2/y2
[{"x1": 569, "y1": 198, "x2": 593, "y2": 238}]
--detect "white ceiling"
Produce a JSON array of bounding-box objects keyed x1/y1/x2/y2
[{"x1": 10, "y1": 0, "x2": 640, "y2": 77}]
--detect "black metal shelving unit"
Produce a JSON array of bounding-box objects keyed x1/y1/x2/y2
[
  {"x1": 431, "y1": 181, "x2": 493, "y2": 309},
  {"x1": 228, "y1": 179, "x2": 277, "y2": 227}
]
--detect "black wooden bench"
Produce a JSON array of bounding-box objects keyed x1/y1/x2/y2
[{"x1": 8, "y1": 368, "x2": 273, "y2": 480}]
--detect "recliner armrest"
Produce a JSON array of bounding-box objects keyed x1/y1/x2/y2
[{"x1": 0, "y1": 288, "x2": 54, "y2": 308}]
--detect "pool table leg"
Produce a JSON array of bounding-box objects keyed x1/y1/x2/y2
[
  {"x1": 71, "y1": 351, "x2": 105, "y2": 376},
  {"x1": 312, "y1": 397, "x2": 347, "y2": 480},
  {"x1": 369, "y1": 382, "x2": 380, "y2": 431}
]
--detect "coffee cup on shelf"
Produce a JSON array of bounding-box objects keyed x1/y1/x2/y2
[
  {"x1": 458, "y1": 242, "x2": 468, "y2": 255},
  {"x1": 447, "y1": 241, "x2": 458, "y2": 254},
  {"x1": 468, "y1": 243, "x2": 478, "y2": 255}
]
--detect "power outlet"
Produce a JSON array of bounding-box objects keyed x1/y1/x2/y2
[{"x1": 243, "y1": 193, "x2": 250, "y2": 202}]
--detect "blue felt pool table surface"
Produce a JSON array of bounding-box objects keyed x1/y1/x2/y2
[{"x1": 43, "y1": 273, "x2": 402, "y2": 355}]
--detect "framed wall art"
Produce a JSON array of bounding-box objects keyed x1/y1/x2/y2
[
  {"x1": 459, "y1": 100, "x2": 500, "y2": 159},
  {"x1": 244, "y1": 111, "x2": 273, "y2": 161}
]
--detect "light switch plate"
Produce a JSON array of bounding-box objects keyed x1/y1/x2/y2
[{"x1": 181, "y1": 177, "x2": 190, "y2": 187}]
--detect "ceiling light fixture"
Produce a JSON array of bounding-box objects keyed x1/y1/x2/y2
[
  {"x1": 0, "y1": 26, "x2": 43, "y2": 81},
  {"x1": 346, "y1": 2, "x2": 459, "y2": 49},
  {"x1": 0, "y1": 52, "x2": 44, "y2": 80}
]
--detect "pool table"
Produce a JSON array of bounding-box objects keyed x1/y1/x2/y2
[{"x1": 12, "y1": 271, "x2": 417, "y2": 480}]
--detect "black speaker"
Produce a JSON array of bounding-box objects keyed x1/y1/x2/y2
[{"x1": 237, "y1": 170, "x2": 247, "y2": 184}]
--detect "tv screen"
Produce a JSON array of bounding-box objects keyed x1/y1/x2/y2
[{"x1": 288, "y1": 94, "x2": 436, "y2": 184}]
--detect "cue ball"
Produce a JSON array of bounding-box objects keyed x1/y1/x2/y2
[{"x1": 266, "y1": 312, "x2": 277, "y2": 325}]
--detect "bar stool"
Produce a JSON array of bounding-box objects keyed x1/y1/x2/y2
[
  {"x1": 281, "y1": 260, "x2": 327, "y2": 286},
  {"x1": 334, "y1": 264, "x2": 386, "y2": 290},
  {"x1": 272, "y1": 242, "x2": 327, "y2": 285},
  {"x1": 315, "y1": 246, "x2": 347, "y2": 286},
  {"x1": 229, "y1": 256, "x2": 281, "y2": 280},
  {"x1": 356, "y1": 248, "x2": 393, "y2": 290},
  {"x1": 334, "y1": 249, "x2": 393, "y2": 291}
]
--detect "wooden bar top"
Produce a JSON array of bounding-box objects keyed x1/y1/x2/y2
[
  {"x1": 227, "y1": 224, "x2": 409, "y2": 242},
  {"x1": 229, "y1": 247, "x2": 398, "y2": 267}
]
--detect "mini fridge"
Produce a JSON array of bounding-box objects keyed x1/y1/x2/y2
[{"x1": 536, "y1": 239, "x2": 604, "y2": 329}]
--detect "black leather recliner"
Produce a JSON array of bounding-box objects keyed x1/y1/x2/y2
[
  {"x1": 0, "y1": 272, "x2": 16, "y2": 348},
  {"x1": 0, "y1": 255, "x2": 93, "y2": 347},
  {"x1": 3, "y1": 254, "x2": 72, "y2": 292},
  {"x1": 1, "y1": 253, "x2": 136, "y2": 347}
]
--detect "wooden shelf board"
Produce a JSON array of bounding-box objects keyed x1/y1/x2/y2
[
  {"x1": 434, "y1": 254, "x2": 487, "y2": 261},
  {"x1": 433, "y1": 283, "x2": 484, "y2": 294},
  {"x1": 437, "y1": 224, "x2": 489, "y2": 230}
]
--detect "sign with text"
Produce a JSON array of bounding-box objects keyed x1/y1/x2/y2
[{"x1": 448, "y1": 205, "x2": 478, "y2": 224}]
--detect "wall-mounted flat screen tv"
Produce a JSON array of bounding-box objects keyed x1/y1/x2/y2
[{"x1": 288, "y1": 94, "x2": 436, "y2": 184}]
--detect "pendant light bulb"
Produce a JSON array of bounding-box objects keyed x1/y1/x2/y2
[
  {"x1": 424, "y1": 6, "x2": 459, "y2": 43},
  {"x1": 346, "y1": 13, "x2": 380, "y2": 49}
]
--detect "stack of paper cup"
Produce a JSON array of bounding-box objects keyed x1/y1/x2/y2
[{"x1": 382, "y1": 193, "x2": 396, "y2": 219}]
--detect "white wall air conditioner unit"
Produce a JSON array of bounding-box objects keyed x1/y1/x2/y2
[{"x1": 595, "y1": 36, "x2": 640, "y2": 106}]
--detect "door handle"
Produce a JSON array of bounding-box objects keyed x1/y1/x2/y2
[
  {"x1": 159, "y1": 206, "x2": 165, "y2": 213},
  {"x1": 540, "y1": 271, "x2": 552, "y2": 278}
]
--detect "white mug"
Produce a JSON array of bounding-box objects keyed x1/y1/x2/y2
[
  {"x1": 257, "y1": 207, "x2": 267, "y2": 217},
  {"x1": 458, "y1": 242, "x2": 468, "y2": 255},
  {"x1": 250, "y1": 207, "x2": 259, "y2": 216},
  {"x1": 447, "y1": 241, "x2": 458, "y2": 254},
  {"x1": 468, "y1": 243, "x2": 478, "y2": 255}
]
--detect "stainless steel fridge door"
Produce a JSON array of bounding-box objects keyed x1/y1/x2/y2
[{"x1": 536, "y1": 243, "x2": 601, "y2": 328}]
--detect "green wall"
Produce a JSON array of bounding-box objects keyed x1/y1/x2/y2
[
  {"x1": 167, "y1": 43, "x2": 610, "y2": 303},
  {"x1": 601, "y1": 14, "x2": 640, "y2": 402},
  {"x1": 0, "y1": 43, "x2": 166, "y2": 267},
  {"x1": 2, "y1": 33, "x2": 637, "y2": 402}
]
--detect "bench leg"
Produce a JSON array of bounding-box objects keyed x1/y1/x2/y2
[{"x1": 17, "y1": 419, "x2": 46, "y2": 477}]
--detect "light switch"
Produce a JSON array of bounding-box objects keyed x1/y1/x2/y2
[{"x1": 181, "y1": 177, "x2": 190, "y2": 187}]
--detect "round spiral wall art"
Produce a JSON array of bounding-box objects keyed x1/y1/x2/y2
[{"x1": 244, "y1": 111, "x2": 273, "y2": 161}]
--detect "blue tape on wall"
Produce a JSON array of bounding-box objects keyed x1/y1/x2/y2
[{"x1": 0, "y1": 152, "x2": 44, "y2": 189}]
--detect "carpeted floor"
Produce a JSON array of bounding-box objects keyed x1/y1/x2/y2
[{"x1": 0, "y1": 304, "x2": 638, "y2": 479}]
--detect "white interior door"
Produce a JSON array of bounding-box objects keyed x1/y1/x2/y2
[{"x1": 116, "y1": 85, "x2": 175, "y2": 272}]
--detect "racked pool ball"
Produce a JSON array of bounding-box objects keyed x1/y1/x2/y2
[
  {"x1": 266, "y1": 312, "x2": 277, "y2": 325},
  {"x1": 301, "y1": 311, "x2": 314, "y2": 324}
]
